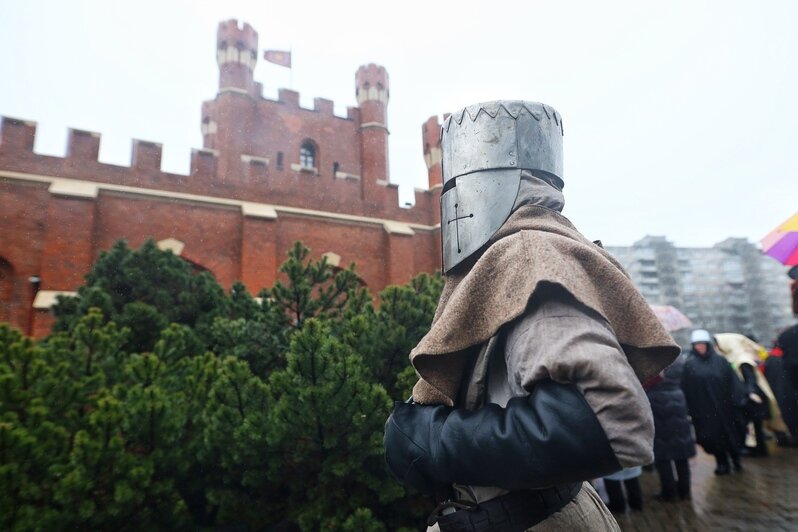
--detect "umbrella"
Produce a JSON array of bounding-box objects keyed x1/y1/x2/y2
[
  {"x1": 649, "y1": 304, "x2": 693, "y2": 332},
  {"x1": 715, "y1": 333, "x2": 765, "y2": 360},
  {"x1": 761, "y1": 212, "x2": 798, "y2": 266}
]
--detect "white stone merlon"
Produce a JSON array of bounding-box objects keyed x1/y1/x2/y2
[
  {"x1": 357, "y1": 87, "x2": 389, "y2": 105},
  {"x1": 424, "y1": 147, "x2": 442, "y2": 169},
  {"x1": 157, "y1": 238, "x2": 185, "y2": 256},
  {"x1": 201, "y1": 121, "x2": 218, "y2": 136},
  {"x1": 241, "y1": 202, "x2": 277, "y2": 219},
  {"x1": 33, "y1": 290, "x2": 77, "y2": 309},
  {"x1": 383, "y1": 221, "x2": 415, "y2": 236},
  {"x1": 322, "y1": 252, "x2": 342, "y2": 267},
  {"x1": 49, "y1": 179, "x2": 99, "y2": 199},
  {"x1": 216, "y1": 46, "x2": 257, "y2": 69}
]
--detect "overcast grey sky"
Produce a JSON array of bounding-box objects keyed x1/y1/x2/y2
[{"x1": 1, "y1": 0, "x2": 796, "y2": 247}]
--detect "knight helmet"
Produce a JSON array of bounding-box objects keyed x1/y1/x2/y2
[{"x1": 439, "y1": 100, "x2": 564, "y2": 273}]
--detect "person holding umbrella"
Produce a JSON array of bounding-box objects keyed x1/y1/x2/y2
[
  {"x1": 770, "y1": 270, "x2": 798, "y2": 444},
  {"x1": 761, "y1": 213, "x2": 798, "y2": 444}
]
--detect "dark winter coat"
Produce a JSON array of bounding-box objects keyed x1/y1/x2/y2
[
  {"x1": 681, "y1": 345, "x2": 745, "y2": 455},
  {"x1": 647, "y1": 355, "x2": 696, "y2": 461},
  {"x1": 778, "y1": 324, "x2": 798, "y2": 390},
  {"x1": 765, "y1": 354, "x2": 798, "y2": 438}
]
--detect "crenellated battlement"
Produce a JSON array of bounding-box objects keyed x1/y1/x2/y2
[
  {"x1": 0, "y1": 20, "x2": 441, "y2": 232},
  {"x1": 0, "y1": 117, "x2": 37, "y2": 151},
  {"x1": 313, "y1": 98, "x2": 334, "y2": 115},
  {"x1": 216, "y1": 19, "x2": 259, "y2": 96},
  {"x1": 67, "y1": 129, "x2": 101, "y2": 159},
  {"x1": 217, "y1": 19, "x2": 258, "y2": 49},
  {"x1": 421, "y1": 115, "x2": 443, "y2": 189},
  {"x1": 216, "y1": 19, "x2": 258, "y2": 69},
  {"x1": 0, "y1": 115, "x2": 219, "y2": 181},
  {"x1": 0, "y1": 114, "x2": 437, "y2": 226},
  {"x1": 355, "y1": 63, "x2": 389, "y2": 105},
  {"x1": 190, "y1": 147, "x2": 219, "y2": 178},
  {"x1": 422, "y1": 115, "x2": 442, "y2": 159},
  {"x1": 277, "y1": 88, "x2": 300, "y2": 107},
  {"x1": 356, "y1": 63, "x2": 389, "y2": 90},
  {"x1": 131, "y1": 139, "x2": 163, "y2": 170}
]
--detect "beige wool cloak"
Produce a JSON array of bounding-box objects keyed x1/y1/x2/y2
[{"x1": 411, "y1": 204, "x2": 680, "y2": 406}]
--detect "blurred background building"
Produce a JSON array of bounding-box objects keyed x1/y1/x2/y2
[{"x1": 607, "y1": 237, "x2": 794, "y2": 347}]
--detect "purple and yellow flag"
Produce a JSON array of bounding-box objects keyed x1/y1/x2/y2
[{"x1": 263, "y1": 50, "x2": 291, "y2": 68}]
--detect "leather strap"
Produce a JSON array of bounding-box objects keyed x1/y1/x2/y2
[{"x1": 435, "y1": 482, "x2": 582, "y2": 532}]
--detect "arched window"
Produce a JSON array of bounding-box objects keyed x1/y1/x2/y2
[{"x1": 299, "y1": 140, "x2": 316, "y2": 169}]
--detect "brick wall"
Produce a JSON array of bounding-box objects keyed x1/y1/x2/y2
[{"x1": 0, "y1": 19, "x2": 445, "y2": 337}]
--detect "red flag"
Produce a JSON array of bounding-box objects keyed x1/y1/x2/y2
[{"x1": 263, "y1": 50, "x2": 291, "y2": 68}]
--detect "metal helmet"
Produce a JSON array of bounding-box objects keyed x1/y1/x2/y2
[{"x1": 440, "y1": 100, "x2": 564, "y2": 273}]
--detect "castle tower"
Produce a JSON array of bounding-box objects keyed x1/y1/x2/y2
[
  {"x1": 216, "y1": 19, "x2": 259, "y2": 96},
  {"x1": 203, "y1": 19, "x2": 261, "y2": 179},
  {"x1": 422, "y1": 115, "x2": 443, "y2": 189},
  {"x1": 422, "y1": 115, "x2": 443, "y2": 225},
  {"x1": 355, "y1": 64, "x2": 389, "y2": 202}
]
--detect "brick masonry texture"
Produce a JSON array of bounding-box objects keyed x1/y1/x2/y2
[{"x1": 0, "y1": 19, "x2": 445, "y2": 336}]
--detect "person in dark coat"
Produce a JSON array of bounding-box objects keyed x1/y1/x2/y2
[
  {"x1": 681, "y1": 329, "x2": 745, "y2": 475},
  {"x1": 768, "y1": 277, "x2": 798, "y2": 444},
  {"x1": 764, "y1": 344, "x2": 798, "y2": 445},
  {"x1": 777, "y1": 323, "x2": 798, "y2": 395},
  {"x1": 646, "y1": 353, "x2": 696, "y2": 499}
]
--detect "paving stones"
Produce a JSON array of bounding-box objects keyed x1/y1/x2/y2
[{"x1": 612, "y1": 444, "x2": 798, "y2": 531}]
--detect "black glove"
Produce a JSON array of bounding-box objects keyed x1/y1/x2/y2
[{"x1": 384, "y1": 380, "x2": 621, "y2": 493}]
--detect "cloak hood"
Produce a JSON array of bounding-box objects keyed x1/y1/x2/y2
[{"x1": 411, "y1": 204, "x2": 680, "y2": 406}]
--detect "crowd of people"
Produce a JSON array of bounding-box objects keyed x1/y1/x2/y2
[{"x1": 600, "y1": 278, "x2": 798, "y2": 513}]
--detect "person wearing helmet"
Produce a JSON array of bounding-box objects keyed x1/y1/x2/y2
[
  {"x1": 680, "y1": 329, "x2": 746, "y2": 475},
  {"x1": 384, "y1": 101, "x2": 679, "y2": 531}
]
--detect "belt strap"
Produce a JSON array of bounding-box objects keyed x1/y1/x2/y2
[{"x1": 434, "y1": 483, "x2": 582, "y2": 532}]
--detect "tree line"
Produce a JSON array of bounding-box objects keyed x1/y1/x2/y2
[{"x1": 0, "y1": 240, "x2": 442, "y2": 531}]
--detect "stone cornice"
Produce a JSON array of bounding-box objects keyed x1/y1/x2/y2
[{"x1": 0, "y1": 170, "x2": 440, "y2": 233}]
